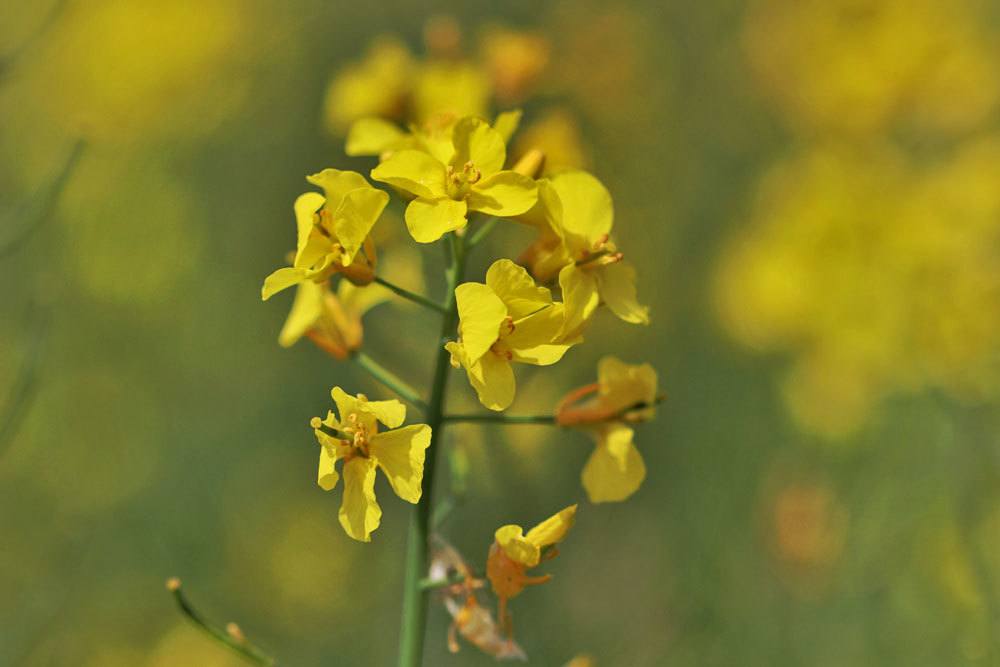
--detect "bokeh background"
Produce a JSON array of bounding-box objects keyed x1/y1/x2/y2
[{"x1": 2, "y1": 1, "x2": 999, "y2": 665}]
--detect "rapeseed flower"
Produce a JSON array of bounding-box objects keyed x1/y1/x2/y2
[
  {"x1": 446, "y1": 259, "x2": 575, "y2": 411},
  {"x1": 277, "y1": 279, "x2": 390, "y2": 359},
  {"x1": 312, "y1": 388, "x2": 431, "y2": 542},
  {"x1": 519, "y1": 171, "x2": 648, "y2": 335},
  {"x1": 557, "y1": 357, "x2": 659, "y2": 503},
  {"x1": 370, "y1": 116, "x2": 537, "y2": 243},
  {"x1": 262, "y1": 170, "x2": 388, "y2": 300}
]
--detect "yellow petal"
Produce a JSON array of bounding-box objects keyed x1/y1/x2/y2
[
  {"x1": 485, "y1": 258, "x2": 552, "y2": 318},
  {"x1": 360, "y1": 397, "x2": 407, "y2": 429},
  {"x1": 493, "y1": 109, "x2": 523, "y2": 143},
  {"x1": 597, "y1": 260, "x2": 649, "y2": 324},
  {"x1": 597, "y1": 356, "x2": 658, "y2": 415},
  {"x1": 506, "y1": 304, "x2": 573, "y2": 366},
  {"x1": 346, "y1": 117, "x2": 409, "y2": 156},
  {"x1": 370, "y1": 149, "x2": 447, "y2": 199},
  {"x1": 306, "y1": 169, "x2": 371, "y2": 212},
  {"x1": 467, "y1": 353, "x2": 516, "y2": 411},
  {"x1": 292, "y1": 191, "x2": 326, "y2": 267},
  {"x1": 451, "y1": 116, "x2": 506, "y2": 177},
  {"x1": 261, "y1": 267, "x2": 309, "y2": 301},
  {"x1": 404, "y1": 197, "x2": 468, "y2": 243},
  {"x1": 525, "y1": 504, "x2": 578, "y2": 549},
  {"x1": 337, "y1": 280, "x2": 391, "y2": 318},
  {"x1": 495, "y1": 524, "x2": 540, "y2": 567},
  {"x1": 369, "y1": 424, "x2": 431, "y2": 503},
  {"x1": 454, "y1": 282, "x2": 507, "y2": 360},
  {"x1": 339, "y1": 457, "x2": 382, "y2": 542},
  {"x1": 558, "y1": 264, "x2": 600, "y2": 335},
  {"x1": 331, "y1": 386, "x2": 362, "y2": 423},
  {"x1": 581, "y1": 424, "x2": 646, "y2": 503},
  {"x1": 467, "y1": 171, "x2": 538, "y2": 217},
  {"x1": 332, "y1": 186, "x2": 388, "y2": 264},
  {"x1": 278, "y1": 281, "x2": 324, "y2": 347},
  {"x1": 317, "y1": 444, "x2": 341, "y2": 491},
  {"x1": 549, "y1": 171, "x2": 613, "y2": 248}
]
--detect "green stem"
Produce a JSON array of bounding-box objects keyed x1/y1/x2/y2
[
  {"x1": 443, "y1": 413, "x2": 557, "y2": 425},
  {"x1": 417, "y1": 572, "x2": 467, "y2": 591},
  {"x1": 167, "y1": 579, "x2": 276, "y2": 666},
  {"x1": 397, "y1": 233, "x2": 466, "y2": 667},
  {"x1": 351, "y1": 352, "x2": 427, "y2": 413},
  {"x1": 466, "y1": 216, "x2": 500, "y2": 249},
  {"x1": 374, "y1": 276, "x2": 448, "y2": 315}
]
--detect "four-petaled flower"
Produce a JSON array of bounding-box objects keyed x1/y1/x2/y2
[
  {"x1": 312, "y1": 387, "x2": 431, "y2": 542},
  {"x1": 556, "y1": 356, "x2": 659, "y2": 503},
  {"x1": 370, "y1": 116, "x2": 537, "y2": 243},
  {"x1": 262, "y1": 169, "x2": 389, "y2": 300},
  {"x1": 519, "y1": 171, "x2": 649, "y2": 336},
  {"x1": 446, "y1": 259, "x2": 576, "y2": 411},
  {"x1": 486, "y1": 504, "x2": 577, "y2": 634}
]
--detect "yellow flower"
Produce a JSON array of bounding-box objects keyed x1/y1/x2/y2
[
  {"x1": 519, "y1": 171, "x2": 649, "y2": 334},
  {"x1": 370, "y1": 117, "x2": 537, "y2": 243},
  {"x1": 486, "y1": 505, "x2": 577, "y2": 633},
  {"x1": 322, "y1": 36, "x2": 414, "y2": 135},
  {"x1": 478, "y1": 24, "x2": 550, "y2": 105},
  {"x1": 261, "y1": 170, "x2": 388, "y2": 300},
  {"x1": 556, "y1": 357, "x2": 659, "y2": 503},
  {"x1": 312, "y1": 387, "x2": 432, "y2": 542},
  {"x1": 446, "y1": 259, "x2": 576, "y2": 411},
  {"x1": 412, "y1": 60, "x2": 491, "y2": 123},
  {"x1": 277, "y1": 279, "x2": 391, "y2": 359}
]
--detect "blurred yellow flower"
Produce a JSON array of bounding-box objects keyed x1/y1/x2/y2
[
  {"x1": 261, "y1": 170, "x2": 387, "y2": 300},
  {"x1": 370, "y1": 117, "x2": 537, "y2": 243},
  {"x1": 478, "y1": 24, "x2": 550, "y2": 105},
  {"x1": 446, "y1": 259, "x2": 575, "y2": 411},
  {"x1": 744, "y1": 0, "x2": 1000, "y2": 135},
  {"x1": 557, "y1": 357, "x2": 658, "y2": 502},
  {"x1": 487, "y1": 504, "x2": 577, "y2": 632},
  {"x1": 512, "y1": 108, "x2": 590, "y2": 176},
  {"x1": 323, "y1": 36, "x2": 414, "y2": 135},
  {"x1": 277, "y1": 279, "x2": 390, "y2": 359},
  {"x1": 312, "y1": 388, "x2": 431, "y2": 542},
  {"x1": 412, "y1": 60, "x2": 491, "y2": 124},
  {"x1": 715, "y1": 139, "x2": 1000, "y2": 437}
]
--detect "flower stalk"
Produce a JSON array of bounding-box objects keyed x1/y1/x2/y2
[{"x1": 396, "y1": 231, "x2": 467, "y2": 667}]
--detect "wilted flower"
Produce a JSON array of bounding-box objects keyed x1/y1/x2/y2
[
  {"x1": 487, "y1": 505, "x2": 577, "y2": 634},
  {"x1": 312, "y1": 388, "x2": 431, "y2": 541},
  {"x1": 446, "y1": 259, "x2": 576, "y2": 411},
  {"x1": 557, "y1": 357, "x2": 658, "y2": 502},
  {"x1": 430, "y1": 537, "x2": 527, "y2": 661}
]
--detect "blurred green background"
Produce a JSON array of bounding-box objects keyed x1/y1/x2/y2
[{"x1": 2, "y1": 1, "x2": 998, "y2": 665}]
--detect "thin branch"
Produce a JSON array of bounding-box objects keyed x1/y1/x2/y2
[
  {"x1": 467, "y1": 216, "x2": 500, "y2": 249},
  {"x1": 351, "y1": 351, "x2": 428, "y2": 412},
  {"x1": 373, "y1": 276, "x2": 448, "y2": 314},
  {"x1": 443, "y1": 413, "x2": 557, "y2": 425},
  {"x1": 0, "y1": 138, "x2": 86, "y2": 259},
  {"x1": 0, "y1": 303, "x2": 51, "y2": 456},
  {"x1": 165, "y1": 578, "x2": 277, "y2": 667}
]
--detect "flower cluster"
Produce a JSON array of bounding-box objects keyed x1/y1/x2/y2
[{"x1": 262, "y1": 25, "x2": 662, "y2": 659}]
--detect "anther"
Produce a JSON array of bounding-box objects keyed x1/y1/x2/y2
[{"x1": 309, "y1": 417, "x2": 322, "y2": 429}]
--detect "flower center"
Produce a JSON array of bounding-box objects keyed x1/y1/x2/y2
[
  {"x1": 575, "y1": 233, "x2": 623, "y2": 270},
  {"x1": 446, "y1": 161, "x2": 482, "y2": 199}
]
